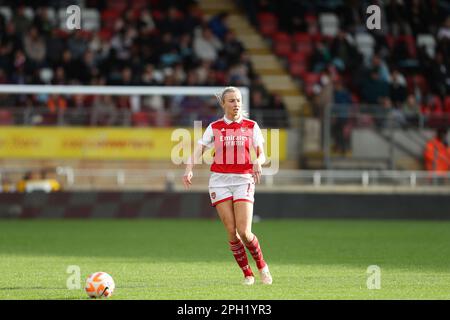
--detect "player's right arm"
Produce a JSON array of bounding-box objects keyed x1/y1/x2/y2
[
  {"x1": 183, "y1": 123, "x2": 214, "y2": 189},
  {"x1": 183, "y1": 144, "x2": 206, "y2": 189}
]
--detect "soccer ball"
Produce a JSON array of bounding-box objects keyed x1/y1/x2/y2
[{"x1": 85, "y1": 272, "x2": 115, "y2": 298}]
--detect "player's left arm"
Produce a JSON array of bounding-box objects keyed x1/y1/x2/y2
[{"x1": 252, "y1": 123, "x2": 266, "y2": 184}]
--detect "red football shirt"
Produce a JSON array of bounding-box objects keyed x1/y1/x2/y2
[{"x1": 199, "y1": 116, "x2": 264, "y2": 174}]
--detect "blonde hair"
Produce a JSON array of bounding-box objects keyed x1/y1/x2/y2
[{"x1": 215, "y1": 86, "x2": 248, "y2": 118}]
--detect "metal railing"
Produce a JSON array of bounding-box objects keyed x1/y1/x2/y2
[{"x1": 51, "y1": 167, "x2": 450, "y2": 190}]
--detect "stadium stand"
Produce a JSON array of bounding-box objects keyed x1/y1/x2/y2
[
  {"x1": 242, "y1": 0, "x2": 449, "y2": 127},
  {"x1": 0, "y1": 0, "x2": 289, "y2": 128}
]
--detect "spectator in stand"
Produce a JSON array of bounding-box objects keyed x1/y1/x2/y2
[
  {"x1": 196, "y1": 60, "x2": 212, "y2": 85},
  {"x1": 424, "y1": 128, "x2": 450, "y2": 183},
  {"x1": 370, "y1": 54, "x2": 390, "y2": 83},
  {"x1": 406, "y1": 0, "x2": 433, "y2": 37},
  {"x1": 402, "y1": 94, "x2": 422, "y2": 127},
  {"x1": 208, "y1": 12, "x2": 230, "y2": 41},
  {"x1": 193, "y1": 26, "x2": 223, "y2": 62},
  {"x1": 51, "y1": 66, "x2": 67, "y2": 85},
  {"x1": 0, "y1": 22, "x2": 18, "y2": 74},
  {"x1": 361, "y1": 68, "x2": 390, "y2": 106},
  {"x1": 11, "y1": 6, "x2": 31, "y2": 36},
  {"x1": 90, "y1": 95, "x2": 118, "y2": 126},
  {"x1": 391, "y1": 28, "x2": 416, "y2": 68},
  {"x1": 250, "y1": 89, "x2": 270, "y2": 126},
  {"x1": 228, "y1": 61, "x2": 251, "y2": 86},
  {"x1": 437, "y1": 16, "x2": 450, "y2": 41},
  {"x1": 172, "y1": 62, "x2": 187, "y2": 84},
  {"x1": 389, "y1": 68, "x2": 408, "y2": 108},
  {"x1": 331, "y1": 79, "x2": 352, "y2": 154},
  {"x1": 311, "y1": 68, "x2": 334, "y2": 118},
  {"x1": 309, "y1": 40, "x2": 332, "y2": 72},
  {"x1": 33, "y1": 7, "x2": 55, "y2": 35},
  {"x1": 60, "y1": 49, "x2": 81, "y2": 83},
  {"x1": 157, "y1": 6, "x2": 185, "y2": 36},
  {"x1": 177, "y1": 33, "x2": 194, "y2": 68},
  {"x1": 385, "y1": 0, "x2": 410, "y2": 37},
  {"x1": 222, "y1": 31, "x2": 245, "y2": 66},
  {"x1": 268, "y1": 93, "x2": 289, "y2": 128},
  {"x1": 428, "y1": 51, "x2": 449, "y2": 99},
  {"x1": 251, "y1": 75, "x2": 270, "y2": 103},
  {"x1": 330, "y1": 30, "x2": 360, "y2": 72},
  {"x1": 23, "y1": 26, "x2": 47, "y2": 69},
  {"x1": 67, "y1": 30, "x2": 89, "y2": 61},
  {"x1": 118, "y1": 67, "x2": 139, "y2": 86},
  {"x1": 46, "y1": 29, "x2": 66, "y2": 66},
  {"x1": 179, "y1": 2, "x2": 203, "y2": 35},
  {"x1": 47, "y1": 94, "x2": 67, "y2": 115},
  {"x1": 138, "y1": 8, "x2": 156, "y2": 34}
]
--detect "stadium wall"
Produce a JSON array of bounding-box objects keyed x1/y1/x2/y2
[{"x1": 1, "y1": 191, "x2": 450, "y2": 220}]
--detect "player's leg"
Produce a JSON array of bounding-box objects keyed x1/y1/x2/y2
[
  {"x1": 212, "y1": 188, "x2": 254, "y2": 284},
  {"x1": 233, "y1": 185, "x2": 272, "y2": 285}
]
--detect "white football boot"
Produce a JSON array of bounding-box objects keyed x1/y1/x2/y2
[
  {"x1": 243, "y1": 276, "x2": 255, "y2": 285},
  {"x1": 259, "y1": 265, "x2": 272, "y2": 285}
]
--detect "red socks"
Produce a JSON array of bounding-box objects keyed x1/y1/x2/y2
[
  {"x1": 229, "y1": 235, "x2": 267, "y2": 277},
  {"x1": 229, "y1": 239, "x2": 254, "y2": 277},
  {"x1": 245, "y1": 235, "x2": 267, "y2": 270}
]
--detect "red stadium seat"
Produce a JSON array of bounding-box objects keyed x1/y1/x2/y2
[
  {"x1": 107, "y1": 0, "x2": 128, "y2": 12},
  {"x1": 289, "y1": 63, "x2": 307, "y2": 78},
  {"x1": 258, "y1": 13, "x2": 278, "y2": 37},
  {"x1": 351, "y1": 94, "x2": 360, "y2": 104},
  {"x1": 99, "y1": 28, "x2": 113, "y2": 41},
  {"x1": 293, "y1": 32, "x2": 312, "y2": 43},
  {"x1": 289, "y1": 51, "x2": 310, "y2": 78},
  {"x1": 304, "y1": 72, "x2": 320, "y2": 85},
  {"x1": 385, "y1": 34, "x2": 395, "y2": 50},
  {"x1": 131, "y1": 0, "x2": 149, "y2": 10},
  {"x1": 444, "y1": 96, "x2": 450, "y2": 113},
  {"x1": 272, "y1": 32, "x2": 290, "y2": 43},
  {"x1": 304, "y1": 14, "x2": 317, "y2": 24},
  {"x1": 151, "y1": 10, "x2": 164, "y2": 21},
  {"x1": 288, "y1": 52, "x2": 309, "y2": 65},
  {"x1": 272, "y1": 32, "x2": 291, "y2": 57},
  {"x1": 274, "y1": 41, "x2": 292, "y2": 57},
  {"x1": 303, "y1": 72, "x2": 321, "y2": 96},
  {"x1": 292, "y1": 33, "x2": 314, "y2": 56},
  {"x1": 101, "y1": 9, "x2": 121, "y2": 30}
]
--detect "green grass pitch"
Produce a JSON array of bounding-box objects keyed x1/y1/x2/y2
[{"x1": 0, "y1": 218, "x2": 450, "y2": 299}]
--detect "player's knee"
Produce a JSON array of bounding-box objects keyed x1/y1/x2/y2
[
  {"x1": 227, "y1": 230, "x2": 239, "y2": 241},
  {"x1": 237, "y1": 229, "x2": 253, "y2": 244}
]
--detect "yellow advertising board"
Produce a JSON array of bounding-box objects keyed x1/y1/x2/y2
[{"x1": 0, "y1": 127, "x2": 286, "y2": 160}]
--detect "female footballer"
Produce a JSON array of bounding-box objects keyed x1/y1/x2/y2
[{"x1": 182, "y1": 86, "x2": 272, "y2": 285}]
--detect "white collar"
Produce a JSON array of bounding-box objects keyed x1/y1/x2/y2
[{"x1": 223, "y1": 115, "x2": 243, "y2": 124}]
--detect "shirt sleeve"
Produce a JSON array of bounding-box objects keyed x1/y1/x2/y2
[
  {"x1": 198, "y1": 124, "x2": 214, "y2": 148},
  {"x1": 253, "y1": 122, "x2": 265, "y2": 148}
]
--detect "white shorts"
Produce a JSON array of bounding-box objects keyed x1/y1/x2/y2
[
  {"x1": 208, "y1": 172, "x2": 255, "y2": 206},
  {"x1": 209, "y1": 182, "x2": 255, "y2": 206}
]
